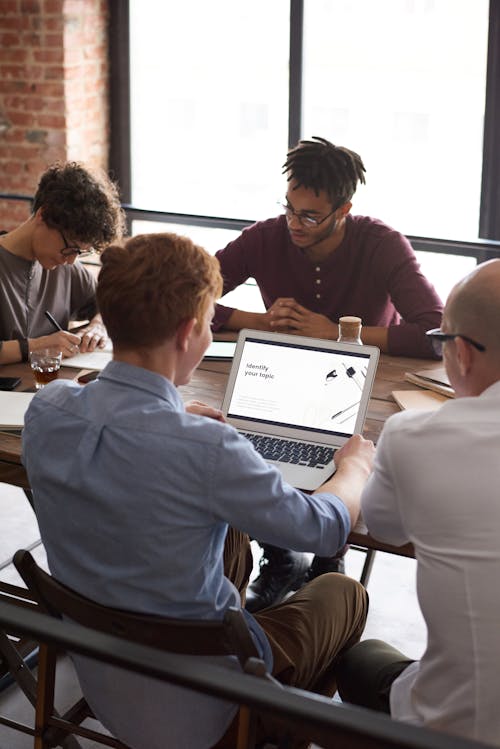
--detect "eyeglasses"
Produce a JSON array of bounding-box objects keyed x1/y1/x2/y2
[
  {"x1": 59, "y1": 232, "x2": 95, "y2": 258},
  {"x1": 426, "y1": 328, "x2": 486, "y2": 357},
  {"x1": 279, "y1": 200, "x2": 339, "y2": 228}
]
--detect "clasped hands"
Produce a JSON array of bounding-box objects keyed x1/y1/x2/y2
[{"x1": 262, "y1": 298, "x2": 339, "y2": 339}]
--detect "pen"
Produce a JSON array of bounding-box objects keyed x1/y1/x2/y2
[
  {"x1": 331, "y1": 401, "x2": 360, "y2": 420},
  {"x1": 44, "y1": 310, "x2": 63, "y2": 332}
]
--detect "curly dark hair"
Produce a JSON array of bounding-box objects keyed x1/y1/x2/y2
[
  {"x1": 32, "y1": 162, "x2": 126, "y2": 251},
  {"x1": 282, "y1": 136, "x2": 366, "y2": 206}
]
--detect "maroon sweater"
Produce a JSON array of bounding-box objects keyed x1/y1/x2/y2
[{"x1": 213, "y1": 214, "x2": 443, "y2": 358}]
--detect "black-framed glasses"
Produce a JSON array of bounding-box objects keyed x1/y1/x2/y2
[
  {"x1": 426, "y1": 328, "x2": 486, "y2": 357},
  {"x1": 278, "y1": 200, "x2": 338, "y2": 228},
  {"x1": 59, "y1": 232, "x2": 95, "y2": 258}
]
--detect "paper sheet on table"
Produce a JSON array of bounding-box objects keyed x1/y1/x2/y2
[
  {"x1": 62, "y1": 340, "x2": 113, "y2": 370},
  {"x1": 0, "y1": 391, "x2": 35, "y2": 428},
  {"x1": 62, "y1": 351, "x2": 113, "y2": 370}
]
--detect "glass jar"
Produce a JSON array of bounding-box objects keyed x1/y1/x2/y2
[{"x1": 337, "y1": 316, "x2": 362, "y2": 345}]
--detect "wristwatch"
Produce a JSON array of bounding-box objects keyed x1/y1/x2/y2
[{"x1": 18, "y1": 338, "x2": 29, "y2": 362}]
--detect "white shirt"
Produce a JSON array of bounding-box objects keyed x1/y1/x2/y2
[{"x1": 361, "y1": 380, "x2": 500, "y2": 746}]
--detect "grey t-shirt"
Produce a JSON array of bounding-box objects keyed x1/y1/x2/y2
[{"x1": 0, "y1": 244, "x2": 97, "y2": 341}]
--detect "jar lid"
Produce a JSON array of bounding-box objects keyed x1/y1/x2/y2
[
  {"x1": 339, "y1": 316, "x2": 362, "y2": 325},
  {"x1": 338, "y1": 316, "x2": 362, "y2": 338}
]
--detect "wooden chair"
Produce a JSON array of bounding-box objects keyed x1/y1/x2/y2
[{"x1": 13, "y1": 549, "x2": 275, "y2": 749}]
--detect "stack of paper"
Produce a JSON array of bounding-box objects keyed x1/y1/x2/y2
[{"x1": 0, "y1": 391, "x2": 35, "y2": 429}]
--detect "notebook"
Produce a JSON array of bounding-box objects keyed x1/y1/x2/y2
[
  {"x1": 61, "y1": 340, "x2": 113, "y2": 370},
  {"x1": 392, "y1": 389, "x2": 448, "y2": 411},
  {"x1": 0, "y1": 391, "x2": 35, "y2": 429},
  {"x1": 222, "y1": 330, "x2": 379, "y2": 490}
]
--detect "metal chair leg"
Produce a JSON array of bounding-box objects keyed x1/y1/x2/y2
[{"x1": 359, "y1": 549, "x2": 376, "y2": 587}]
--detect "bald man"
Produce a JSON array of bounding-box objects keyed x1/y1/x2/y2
[{"x1": 335, "y1": 259, "x2": 500, "y2": 746}]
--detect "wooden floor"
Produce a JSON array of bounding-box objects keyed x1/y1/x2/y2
[{"x1": 0, "y1": 481, "x2": 426, "y2": 748}]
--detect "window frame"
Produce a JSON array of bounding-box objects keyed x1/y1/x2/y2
[{"x1": 108, "y1": 0, "x2": 500, "y2": 260}]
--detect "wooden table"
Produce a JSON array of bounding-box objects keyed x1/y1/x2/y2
[{"x1": 0, "y1": 347, "x2": 444, "y2": 560}]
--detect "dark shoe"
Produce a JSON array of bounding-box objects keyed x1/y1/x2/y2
[
  {"x1": 245, "y1": 546, "x2": 311, "y2": 613},
  {"x1": 306, "y1": 553, "x2": 345, "y2": 581}
]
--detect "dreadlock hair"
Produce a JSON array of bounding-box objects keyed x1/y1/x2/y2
[{"x1": 282, "y1": 136, "x2": 366, "y2": 207}]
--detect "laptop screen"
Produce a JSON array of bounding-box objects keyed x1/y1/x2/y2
[{"x1": 226, "y1": 337, "x2": 372, "y2": 438}]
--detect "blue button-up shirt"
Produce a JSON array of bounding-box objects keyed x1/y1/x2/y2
[{"x1": 22, "y1": 360, "x2": 350, "y2": 749}]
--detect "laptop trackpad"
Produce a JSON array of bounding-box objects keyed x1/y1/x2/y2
[{"x1": 270, "y1": 460, "x2": 336, "y2": 492}]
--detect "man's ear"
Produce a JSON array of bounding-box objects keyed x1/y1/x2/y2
[
  {"x1": 338, "y1": 201, "x2": 352, "y2": 218},
  {"x1": 455, "y1": 336, "x2": 473, "y2": 377},
  {"x1": 176, "y1": 318, "x2": 197, "y2": 353}
]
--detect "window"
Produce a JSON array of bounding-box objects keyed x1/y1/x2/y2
[
  {"x1": 129, "y1": 0, "x2": 290, "y2": 221},
  {"x1": 302, "y1": 0, "x2": 489, "y2": 241},
  {"x1": 113, "y1": 0, "x2": 500, "y2": 314},
  {"x1": 132, "y1": 220, "x2": 265, "y2": 313}
]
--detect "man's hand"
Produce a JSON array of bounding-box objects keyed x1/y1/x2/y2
[
  {"x1": 77, "y1": 320, "x2": 108, "y2": 353},
  {"x1": 268, "y1": 298, "x2": 339, "y2": 339},
  {"x1": 185, "y1": 400, "x2": 226, "y2": 422},
  {"x1": 29, "y1": 331, "x2": 81, "y2": 358},
  {"x1": 334, "y1": 434, "x2": 375, "y2": 481},
  {"x1": 315, "y1": 434, "x2": 375, "y2": 528}
]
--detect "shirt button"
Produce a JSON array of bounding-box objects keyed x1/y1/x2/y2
[
  {"x1": 316, "y1": 279, "x2": 321, "y2": 284},
  {"x1": 315, "y1": 266, "x2": 321, "y2": 272},
  {"x1": 316, "y1": 293, "x2": 321, "y2": 299}
]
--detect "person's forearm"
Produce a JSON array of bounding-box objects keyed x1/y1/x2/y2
[
  {"x1": 314, "y1": 458, "x2": 371, "y2": 529},
  {"x1": 0, "y1": 340, "x2": 23, "y2": 365},
  {"x1": 224, "y1": 308, "x2": 270, "y2": 331},
  {"x1": 358, "y1": 326, "x2": 389, "y2": 352},
  {"x1": 387, "y1": 321, "x2": 440, "y2": 359}
]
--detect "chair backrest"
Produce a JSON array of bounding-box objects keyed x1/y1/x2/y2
[{"x1": 13, "y1": 549, "x2": 260, "y2": 669}]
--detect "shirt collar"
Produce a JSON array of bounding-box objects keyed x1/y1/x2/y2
[{"x1": 98, "y1": 360, "x2": 184, "y2": 411}]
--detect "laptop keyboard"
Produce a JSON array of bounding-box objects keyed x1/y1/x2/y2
[{"x1": 241, "y1": 433, "x2": 335, "y2": 468}]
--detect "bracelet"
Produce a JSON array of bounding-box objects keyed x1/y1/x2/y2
[{"x1": 18, "y1": 338, "x2": 29, "y2": 362}]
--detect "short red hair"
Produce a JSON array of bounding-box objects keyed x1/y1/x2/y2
[{"x1": 97, "y1": 233, "x2": 222, "y2": 349}]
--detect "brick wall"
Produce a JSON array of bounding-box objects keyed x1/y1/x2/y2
[{"x1": 0, "y1": 0, "x2": 109, "y2": 230}]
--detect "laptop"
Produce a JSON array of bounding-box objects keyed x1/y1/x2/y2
[
  {"x1": 222, "y1": 329, "x2": 379, "y2": 490},
  {"x1": 203, "y1": 340, "x2": 237, "y2": 360}
]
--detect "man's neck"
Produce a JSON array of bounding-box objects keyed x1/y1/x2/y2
[
  {"x1": 301, "y1": 217, "x2": 347, "y2": 263},
  {"x1": 1, "y1": 219, "x2": 36, "y2": 261},
  {"x1": 113, "y1": 345, "x2": 176, "y2": 383}
]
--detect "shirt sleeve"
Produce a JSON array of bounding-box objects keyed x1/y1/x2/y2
[
  {"x1": 361, "y1": 417, "x2": 409, "y2": 546},
  {"x1": 212, "y1": 226, "x2": 259, "y2": 331},
  {"x1": 207, "y1": 426, "x2": 351, "y2": 556},
  {"x1": 69, "y1": 263, "x2": 98, "y2": 321},
  {"x1": 378, "y1": 231, "x2": 443, "y2": 358}
]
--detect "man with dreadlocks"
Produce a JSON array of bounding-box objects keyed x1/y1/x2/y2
[
  {"x1": 212, "y1": 136, "x2": 443, "y2": 612},
  {"x1": 213, "y1": 136, "x2": 442, "y2": 356}
]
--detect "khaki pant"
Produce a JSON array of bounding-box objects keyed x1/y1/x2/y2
[{"x1": 217, "y1": 529, "x2": 368, "y2": 748}]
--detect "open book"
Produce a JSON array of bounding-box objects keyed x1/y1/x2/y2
[{"x1": 404, "y1": 366, "x2": 454, "y2": 398}]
